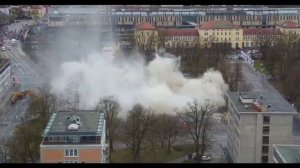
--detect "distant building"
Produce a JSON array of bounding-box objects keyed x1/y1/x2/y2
[
  {"x1": 158, "y1": 28, "x2": 199, "y2": 49},
  {"x1": 226, "y1": 91, "x2": 297, "y2": 163},
  {"x1": 0, "y1": 5, "x2": 10, "y2": 15},
  {"x1": 135, "y1": 22, "x2": 159, "y2": 53},
  {"x1": 273, "y1": 144, "x2": 300, "y2": 163},
  {"x1": 0, "y1": 58, "x2": 12, "y2": 100},
  {"x1": 40, "y1": 110, "x2": 109, "y2": 163},
  {"x1": 243, "y1": 28, "x2": 282, "y2": 48},
  {"x1": 277, "y1": 21, "x2": 300, "y2": 35},
  {"x1": 198, "y1": 20, "x2": 243, "y2": 49}
]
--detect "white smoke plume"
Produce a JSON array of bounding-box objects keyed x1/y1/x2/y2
[{"x1": 50, "y1": 49, "x2": 228, "y2": 116}]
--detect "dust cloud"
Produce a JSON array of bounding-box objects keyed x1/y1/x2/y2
[{"x1": 50, "y1": 47, "x2": 228, "y2": 115}]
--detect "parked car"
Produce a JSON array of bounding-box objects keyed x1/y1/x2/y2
[
  {"x1": 202, "y1": 155, "x2": 212, "y2": 161},
  {"x1": 6, "y1": 45, "x2": 10, "y2": 50},
  {"x1": 1, "y1": 46, "x2": 5, "y2": 51}
]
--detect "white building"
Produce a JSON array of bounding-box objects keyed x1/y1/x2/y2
[
  {"x1": 0, "y1": 58, "x2": 12, "y2": 99},
  {"x1": 226, "y1": 91, "x2": 297, "y2": 163}
]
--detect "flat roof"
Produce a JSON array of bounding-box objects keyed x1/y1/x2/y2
[
  {"x1": 274, "y1": 144, "x2": 300, "y2": 163},
  {"x1": 227, "y1": 91, "x2": 297, "y2": 113},
  {"x1": 43, "y1": 110, "x2": 105, "y2": 136}
]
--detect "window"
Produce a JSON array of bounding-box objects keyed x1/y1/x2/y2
[
  {"x1": 229, "y1": 32, "x2": 231, "y2": 35},
  {"x1": 65, "y1": 149, "x2": 78, "y2": 157},
  {"x1": 263, "y1": 136, "x2": 269, "y2": 145},
  {"x1": 262, "y1": 146, "x2": 269, "y2": 154},
  {"x1": 65, "y1": 160, "x2": 78, "y2": 163},
  {"x1": 263, "y1": 116, "x2": 270, "y2": 124},
  {"x1": 263, "y1": 126, "x2": 270, "y2": 134},
  {"x1": 262, "y1": 156, "x2": 268, "y2": 163}
]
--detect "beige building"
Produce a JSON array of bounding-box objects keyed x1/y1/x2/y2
[
  {"x1": 158, "y1": 28, "x2": 199, "y2": 49},
  {"x1": 277, "y1": 21, "x2": 300, "y2": 35},
  {"x1": 135, "y1": 22, "x2": 159, "y2": 52},
  {"x1": 243, "y1": 28, "x2": 282, "y2": 48},
  {"x1": 40, "y1": 110, "x2": 109, "y2": 163},
  {"x1": 198, "y1": 20, "x2": 243, "y2": 49},
  {"x1": 226, "y1": 91, "x2": 297, "y2": 163}
]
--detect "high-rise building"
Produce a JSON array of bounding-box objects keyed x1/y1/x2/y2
[
  {"x1": 40, "y1": 110, "x2": 109, "y2": 163},
  {"x1": 226, "y1": 91, "x2": 297, "y2": 163}
]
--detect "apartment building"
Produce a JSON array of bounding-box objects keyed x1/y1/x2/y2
[
  {"x1": 0, "y1": 58, "x2": 12, "y2": 100},
  {"x1": 243, "y1": 28, "x2": 282, "y2": 48},
  {"x1": 40, "y1": 110, "x2": 109, "y2": 163},
  {"x1": 226, "y1": 91, "x2": 297, "y2": 163},
  {"x1": 273, "y1": 144, "x2": 300, "y2": 163},
  {"x1": 277, "y1": 21, "x2": 300, "y2": 35},
  {"x1": 135, "y1": 22, "x2": 159, "y2": 52},
  {"x1": 198, "y1": 20, "x2": 243, "y2": 49},
  {"x1": 158, "y1": 28, "x2": 199, "y2": 49}
]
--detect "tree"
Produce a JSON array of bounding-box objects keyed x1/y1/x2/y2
[
  {"x1": 176, "y1": 99, "x2": 215, "y2": 162},
  {"x1": 0, "y1": 139, "x2": 10, "y2": 163},
  {"x1": 96, "y1": 96, "x2": 121, "y2": 155},
  {"x1": 121, "y1": 104, "x2": 155, "y2": 163}
]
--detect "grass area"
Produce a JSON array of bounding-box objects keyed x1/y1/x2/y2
[
  {"x1": 110, "y1": 144, "x2": 194, "y2": 163},
  {"x1": 254, "y1": 60, "x2": 269, "y2": 75}
]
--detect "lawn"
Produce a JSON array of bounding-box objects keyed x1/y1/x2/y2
[
  {"x1": 254, "y1": 60, "x2": 269, "y2": 75},
  {"x1": 110, "y1": 144, "x2": 195, "y2": 163}
]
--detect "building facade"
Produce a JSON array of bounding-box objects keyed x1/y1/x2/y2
[
  {"x1": 40, "y1": 110, "x2": 109, "y2": 163},
  {"x1": 135, "y1": 22, "x2": 159, "y2": 52},
  {"x1": 198, "y1": 21, "x2": 243, "y2": 49},
  {"x1": 0, "y1": 58, "x2": 12, "y2": 100},
  {"x1": 273, "y1": 144, "x2": 300, "y2": 163},
  {"x1": 158, "y1": 28, "x2": 199, "y2": 49},
  {"x1": 226, "y1": 91, "x2": 297, "y2": 163},
  {"x1": 243, "y1": 28, "x2": 282, "y2": 48},
  {"x1": 277, "y1": 21, "x2": 300, "y2": 35}
]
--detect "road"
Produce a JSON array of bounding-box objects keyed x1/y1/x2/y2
[
  {"x1": 7, "y1": 20, "x2": 34, "y2": 36},
  {"x1": 0, "y1": 39, "x2": 42, "y2": 141}
]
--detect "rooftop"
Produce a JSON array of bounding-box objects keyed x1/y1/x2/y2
[
  {"x1": 199, "y1": 20, "x2": 241, "y2": 29},
  {"x1": 227, "y1": 91, "x2": 297, "y2": 113},
  {"x1": 42, "y1": 110, "x2": 105, "y2": 136},
  {"x1": 274, "y1": 144, "x2": 300, "y2": 163},
  {"x1": 158, "y1": 28, "x2": 199, "y2": 36},
  {"x1": 243, "y1": 28, "x2": 282, "y2": 35},
  {"x1": 279, "y1": 21, "x2": 300, "y2": 28},
  {"x1": 136, "y1": 22, "x2": 156, "y2": 30}
]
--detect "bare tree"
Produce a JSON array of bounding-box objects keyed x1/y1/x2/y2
[
  {"x1": 0, "y1": 139, "x2": 10, "y2": 163},
  {"x1": 121, "y1": 104, "x2": 155, "y2": 163},
  {"x1": 176, "y1": 99, "x2": 215, "y2": 162},
  {"x1": 96, "y1": 96, "x2": 121, "y2": 155}
]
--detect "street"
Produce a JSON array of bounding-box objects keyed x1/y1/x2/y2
[{"x1": 0, "y1": 39, "x2": 42, "y2": 141}]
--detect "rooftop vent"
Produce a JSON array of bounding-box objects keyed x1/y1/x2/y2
[
  {"x1": 66, "y1": 115, "x2": 80, "y2": 125},
  {"x1": 67, "y1": 123, "x2": 79, "y2": 131},
  {"x1": 267, "y1": 104, "x2": 271, "y2": 108}
]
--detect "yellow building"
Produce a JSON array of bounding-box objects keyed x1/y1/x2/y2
[
  {"x1": 198, "y1": 21, "x2": 243, "y2": 49},
  {"x1": 135, "y1": 22, "x2": 159, "y2": 52},
  {"x1": 243, "y1": 28, "x2": 282, "y2": 48},
  {"x1": 277, "y1": 21, "x2": 300, "y2": 35},
  {"x1": 158, "y1": 28, "x2": 199, "y2": 49}
]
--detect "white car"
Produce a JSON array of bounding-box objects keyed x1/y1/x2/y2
[
  {"x1": 6, "y1": 45, "x2": 11, "y2": 50},
  {"x1": 1, "y1": 46, "x2": 6, "y2": 51},
  {"x1": 202, "y1": 155, "x2": 212, "y2": 161}
]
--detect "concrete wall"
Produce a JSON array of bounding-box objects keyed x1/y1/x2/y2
[{"x1": 40, "y1": 144, "x2": 102, "y2": 163}]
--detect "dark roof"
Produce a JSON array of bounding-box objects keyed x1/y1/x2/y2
[
  {"x1": 243, "y1": 28, "x2": 282, "y2": 35},
  {"x1": 274, "y1": 145, "x2": 300, "y2": 163},
  {"x1": 136, "y1": 22, "x2": 156, "y2": 30},
  {"x1": 227, "y1": 91, "x2": 297, "y2": 113},
  {"x1": 43, "y1": 110, "x2": 105, "y2": 136},
  {"x1": 0, "y1": 58, "x2": 10, "y2": 73},
  {"x1": 158, "y1": 28, "x2": 199, "y2": 36},
  {"x1": 279, "y1": 21, "x2": 300, "y2": 28},
  {"x1": 199, "y1": 20, "x2": 241, "y2": 29}
]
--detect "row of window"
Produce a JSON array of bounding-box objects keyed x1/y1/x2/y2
[
  {"x1": 198, "y1": 14, "x2": 300, "y2": 22},
  {"x1": 116, "y1": 16, "x2": 181, "y2": 22},
  {"x1": 244, "y1": 35, "x2": 279, "y2": 40}
]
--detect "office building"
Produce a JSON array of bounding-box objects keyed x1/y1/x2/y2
[
  {"x1": 226, "y1": 91, "x2": 297, "y2": 163},
  {"x1": 40, "y1": 110, "x2": 109, "y2": 163}
]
